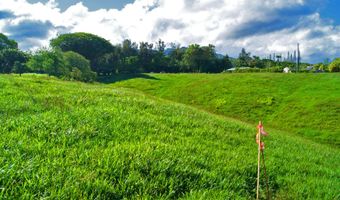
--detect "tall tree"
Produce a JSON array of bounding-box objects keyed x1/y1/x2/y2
[
  {"x1": 153, "y1": 39, "x2": 167, "y2": 72},
  {"x1": 50, "y1": 32, "x2": 114, "y2": 73},
  {"x1": 200, "y1": 44, "x2": 217, "y2": 72},
  {"x1": 222, "y1": 54, "x2": 233, "y2": 70},
  {"x1": 155, "y1": 39, "x2": 166, "y2": 54},
  {"x1": 168, "y1": 44, "x2": 185, "y2": 72},
  {"x1": 138, "y1": 42, "x2": 154, "y2": 72},
  {"x1": 249, "y1": 56, "x2": 264, "y2": 68},
  {"x1": 182, "y1": 44, "x2": 203, "y2": 72},
  {"x1": 96, "y1": 51, "x2": 121, "y2": 75},
  {"x1": 237, "y1": 48, "x2": 252, "y2": 68},
  {"x1": 183, "y1": 44, "x2": 218, "y2": 72},
  {"x1": 121, "y1": 39, "x2": 138, "y2": 58}
]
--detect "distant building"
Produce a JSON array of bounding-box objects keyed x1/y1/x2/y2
[
  {"x1": 283, "y1": 67, "x2": 290, "y2": 73},
  {"x1": 306, "y1": 66, "x2": 314, "y2": 71}
]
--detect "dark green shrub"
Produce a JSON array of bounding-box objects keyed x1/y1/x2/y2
[
  {"x1": 329, "y1": 58, "x2": 340, "y2": 72},
  {"x1": 63, "y1": 51, "x2": 97, "y2": 82}
]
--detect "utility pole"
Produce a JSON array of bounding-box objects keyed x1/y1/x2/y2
[
  {"x1": 287, "y1": 51, "x2": 290, "y2": 62},
  {"x1": 293, "y1": 50, "x2": 297, "y2": 71},
  {"x1": 290, "y1": 54, "x2": 293, "y2": 62},
  {"x1": 296, "y1": 43, "x2": 300, "y2": 73}
]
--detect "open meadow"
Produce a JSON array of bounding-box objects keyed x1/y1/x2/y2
[
  {"x1": 0, "y1": 74, "x2": 339, "y2": 199},
  {"x1": 1, "y1": 0, "x2": 340, "y2": 198},
  {"x1": 109, "y1": 73, "x2": 340, "y2": 146}
]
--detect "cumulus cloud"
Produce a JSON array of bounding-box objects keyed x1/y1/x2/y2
[
  {"x1": 0, "y1": 0, "x2": 339, "y2": 63},
  {"x1": 4, "y1": 20, "x2": 53, "y2": 39},
  {"x1": 3, "y1": 19, "x2": 56, "y2": 50}
]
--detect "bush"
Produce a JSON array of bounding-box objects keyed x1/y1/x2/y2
[
  {"x1": 234, "y1": 68, "x2": 261, "y2": 73},
  {"x1": 27, "y1": 48, "x2": 68, "y2": 76},
  {"x1": 329, "y1": 58, "x2": 340, "y2": 72},
  {"x1": 0, "y1": 49, "x2": 29, "y2": 73},
  {"x1": 27, "y1": 49, "x2": 96, "y2": 82},
  {"x1": 12, "y1": 61, "x2": 29, "y2": 76},
  {"x1": 261, "y1": 66, "x2": 284, "y2": 73},
  {"x1": 63, "y1": 51, "x2": 97, "y2": 82}
]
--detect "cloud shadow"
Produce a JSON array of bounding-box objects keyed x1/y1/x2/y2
[{"x1": 97, "y1": 73, "x2": 160, "y2": 84}]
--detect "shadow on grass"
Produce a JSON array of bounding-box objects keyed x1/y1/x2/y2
[{"x1": 97, "y1": 73, "x2": 159, "y2": 84}]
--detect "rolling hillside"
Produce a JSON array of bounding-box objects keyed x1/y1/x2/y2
[
  {"x1": 109, "y1": 73, "x2": 340, "y2": 145},
  {"x1": 0, "y1": 74, "x2": 339, "y2": 199}
]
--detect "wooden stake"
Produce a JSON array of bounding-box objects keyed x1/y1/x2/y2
[
  {"x1": 256, "y1": 121, "x2": 261, "y2": 200},
  {"x1": 262, "y1": 150, "x2": 270, "y2": 200}
]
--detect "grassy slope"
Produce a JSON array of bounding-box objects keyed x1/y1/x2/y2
[
  {"x1": 109, "y1": 73, "x2": 340, "y2": 145},
  {"x1": 0, "y1": 74, "x2": 339, "y2": 199}
]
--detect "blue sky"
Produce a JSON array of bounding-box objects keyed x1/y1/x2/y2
[
  {"x1": 25, "y1": 0, "x2": 340, "y2": 19},
  {"x1": 27, "y1": 0, "x2": 135, "y2": 11},
  {"x1": 1, "y1": 0, "x2": 340, "y2": 63},
  {"x1": 319, "y1": 0, "x2": 340, "y2": 25},
  {"x1": 25, "y1": 0, "x2": 340, "y2": 24}
]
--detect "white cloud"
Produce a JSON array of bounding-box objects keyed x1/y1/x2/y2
[{"x1": 0, "y1": 0, "x2": 339, "y2": 63}]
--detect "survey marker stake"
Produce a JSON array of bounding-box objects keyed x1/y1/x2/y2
[{"x1": 256, "y1": 121, "x2": 269, "y2": 200}]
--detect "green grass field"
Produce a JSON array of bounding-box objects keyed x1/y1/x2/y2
[
  {"x1": 0, "y1": 74, "x2": 339, "y2": 199},
  {"x1": 108, "y1": 73, "x2": 340, "y2": 146}
]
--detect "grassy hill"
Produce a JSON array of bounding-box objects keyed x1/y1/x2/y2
[
  {"x1": 108, "y1": 73, "x2": 340, "y2": 145},
  {"x1": 0, "y1": 74, "x2": 339, "y2": 199}
]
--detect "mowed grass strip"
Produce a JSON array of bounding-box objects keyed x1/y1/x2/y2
[
  {"x1": 109, "y1": 73, "x2": 340, "y2": 145},
  {"x1": 0, "y1": 74, "x2": 339, "y2": 199}
]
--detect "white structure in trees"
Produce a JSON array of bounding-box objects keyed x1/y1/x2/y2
[{"x1": 283, "y1": 67, "x2": 290, "y2": 73}]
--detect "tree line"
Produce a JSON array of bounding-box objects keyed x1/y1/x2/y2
[{"x1": 0, "y1": 32, "x2": 339, "y2": 82}]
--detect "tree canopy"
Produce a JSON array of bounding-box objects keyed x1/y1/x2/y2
[
  {"x1": 1, "y1": 32, "x2": 338, "y2": 81},
  {"x1": 0, "y1": 33, "x2": 18, "y2": 50},
  {"x1": 0, "y1": 48, "x2": 28, "y2": 73},
  {"x1": 27, "y1": 48, "x2": 67, "y2": 76},
  {"x1": 50, "y1": 32, "x2": 114, "y2": 72},
  {"x1": 236, "y1": 48, "x2": 252, "y2": 68}
]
